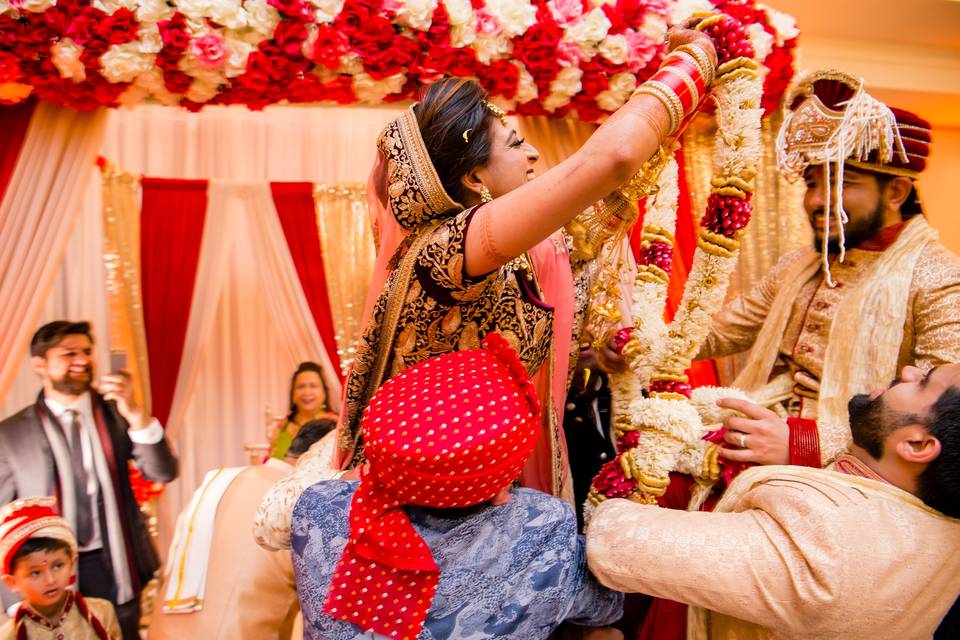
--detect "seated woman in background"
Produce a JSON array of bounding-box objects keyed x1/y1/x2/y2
[{"x1": 268, "y1": 362, "x2": 337, "y2": 460}]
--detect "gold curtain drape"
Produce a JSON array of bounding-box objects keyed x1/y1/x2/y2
[
  {"x1": 314, "y1": 183, "x2": 376, "y2": 377},
  {"x1": 682, "y1": 113, "x2": 811, "y2": 382},
  {"x1": 100, "y1": 163, "x2": 152, "y2": 411}
]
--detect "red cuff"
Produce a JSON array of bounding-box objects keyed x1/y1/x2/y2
[{"x1": 787, "y1": 417, "x2": 822, "y2": 468}]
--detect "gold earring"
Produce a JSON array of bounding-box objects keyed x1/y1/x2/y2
[{"x1": 480, "y1": 186, "x2": 493, "y2": 203}]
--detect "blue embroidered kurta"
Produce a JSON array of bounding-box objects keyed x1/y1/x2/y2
[{"x1": 291, "y1": 481, "x2": 623, "y2": 639}]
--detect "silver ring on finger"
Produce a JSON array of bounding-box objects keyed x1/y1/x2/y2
[{"x1": 738, "y1": 433, "x2": 747, "y2": 449}]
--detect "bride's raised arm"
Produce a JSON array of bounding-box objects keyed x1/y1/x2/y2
[{"x1": 464, "y1": 27, "x2": 716, "y2": 277}]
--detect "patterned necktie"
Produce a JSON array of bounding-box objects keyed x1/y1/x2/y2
[{"x1": 62, "y1": 409, "x2": 93, "y2": 546}]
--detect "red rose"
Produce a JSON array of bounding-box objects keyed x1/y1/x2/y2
[
  {"x1": 319, "y1": 75, "x2": 356, "y2": 104},
  {"x1": 158, "y1": 13, "x2": 190, "y2": 51},
  {"x1": 333, "y1": 0, "x2": 373, "y2": 35},
  {"x1": 568, "y1": 95, "x2": 604, "y2": 123},
  {"x1": 417, "y1": 4, "x2": 451, "y2": 48},
  {"x1": 66, "y1": 13, "x2": 100, "y2": 45},
  {"x1": 90, "y1": 72, "x2": 126, "y2": 106},
  {"x1": 272, "y1": 19, "x2": 308, "y2": 57},
  {"x1": 155, "y1": 48, "x2": 182, "y2": 72},
  {"x1": 478, "y1": 59, "x2": 519, "y2": 100},
  {"x1": 579, "y1": 69, "x2": 608, "y2": 98},
  {"x1": 267, "y1": 0, "x2": 314, "y2": 22},
  {"x1": 163, "y1": 69, "x2": 193, "y2": 94},
  {"x1": 97, "y1": 7, "x2": 139, "y2": 45},
  {"x1": 0, "y1": 51, "x2": 23, "y2": 83},
  {"x1": 310, "y1": 25, "x2": 350, "y2": 70},
  {"x1": 445, "y1": 46, "x2": 477, "y2": 77},
  {"x1": 359, "y1": 34, "x2": 418, "y2": 79}
]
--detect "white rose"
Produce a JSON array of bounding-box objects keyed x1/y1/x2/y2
[
  {"x1": 763, "y1": 6, "x2": 799, "y2": 44},
  {"x1": 396, "y1": 0, "x2": 438, "y2": 31},
  {"x1": 485, "y1": 0, "x2": 537, "y2": 38},
  {"x1": 137, "y1": 0, "x2": 175, "y2": 24},
  {"x1": 0, "y1": 0, "x2": 10, "y2": 15},
  {"x1": 747, "y1": 23, "x2": 774, "y2": 61},
  {"x1": 118, "y1": 83, "x2": 150, "y2": 107},
  {"x1": 641, "y1": 15, "x2": 667, "y2": 43},
  {"x1": 185, "y1": 68, "x2": 224, "y2": 103},
  {"x1": 597, "y1": 89, "x2": 625, "y2": 112},
  {"x1": 353, "y1": 72, "x2": 406, "y2": 104},
  {"x1": 564, "y1": 8, "x2": 610, "y2": 45},
  {"x1": 134, "y1": 68, "x2": 180, "y2": 105},
  {"x1": 224, "y1": 36, "x2": 256, "y2": 77},
  {"x1": 13, "y1": 0, "x2": 54, "y2": 12},
  {"x1": 92, "y1": 0, "x2": 138, "y2": 14},
  {"x1": 338, "y1": 52, "x2": 364, "y2": 75},
  {"x1": 450, "y1": 20, "x2": 477, "y2": 47},
  {"x1": 136, "y1": 24, "x2": 164, "y2": 55},
  {"x1": 308, "y1": 0, "x2": 346, "y2": 24},
  {"x1": 101, "y1": 44, "x2": 155, "y2": 83},
  {"x1": 209, "y1": 1, "x2": 249, "y2": 30},
  {"x1": 588, "y1": 0, "x2": 615, "y2": 6},
  {"x1": 51, "y1": 39, "x2": 86, "y2": 82},
  {"x1": 543, "y1": 92, "x2": 571, "y2": 111},
  {"x1": 443, "y1": 0, "x2": 473, "y2": 26},
  {"x1": 599, "y1": 33, "x2": 628, "y2": 64},
  {"x1": 246, "y1": 0, "x2": 282, "y2": 35},
  {"x1": 608, "y1": 71, "x2": 636, "y2": 94},
  {"x1": 550, "y1": 65, "x2": 583, "y2": 97},
  {"x1": 667, "y1": 0, "x2": 713, "y2": 25},
  {"x1": 516, "y1": 64, "x2": 538, "y2": 104},
  {"x1": 473, "y1": 33, "x2": 512, "y2": 64}
]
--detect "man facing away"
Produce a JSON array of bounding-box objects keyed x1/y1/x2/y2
[
  {"x1": 588, "y1": 363, "x2": 960, "y2": 639},
  {"x1": 291, "y1": 333, "x2": 623, "y2": 639},
  {"x1": 697, "y1": 69, "x2": 960, "y2": 471},
  {"x1": 0, "y1": 321, "x2": 178, "y2": 639},
  {"x1": 149, "y1": 418, "x2": 337, "y2": 639}
]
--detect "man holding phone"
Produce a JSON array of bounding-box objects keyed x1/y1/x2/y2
[{"x1": 0, "y1": 321, "x2": 178, "y2": 640}]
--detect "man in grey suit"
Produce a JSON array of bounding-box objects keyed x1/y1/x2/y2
[{"x1": 0, "y1": 321, "x2": 178, "y2": 639}]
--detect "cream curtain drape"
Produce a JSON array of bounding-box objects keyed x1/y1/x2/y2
[
  {"x1": 0, "y1": 104, "x2": 108, "y2": 410},
  {"x1": 158, "y1": 182, "x2": 341, "y2": 545}
]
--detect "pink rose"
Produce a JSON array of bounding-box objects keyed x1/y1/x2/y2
[
  {"x1": 191, "y1": 33, "x2": 227, "y2": 69},
  {"x1": 624, "y1": 28, "x2": 659, "y2": 74},
  {"x1": 556, "y1": 40, "x2": 582, "y2": 68},
  {"x1": 474, "y1": 8, "x2": 501, "y2": 35},
  {"x1": 547, "y1": 0, "x2": 582, "y2": 26}
]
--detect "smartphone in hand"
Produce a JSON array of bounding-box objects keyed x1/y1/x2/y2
[{"x1": 109, "y1": 350, "x2": 128, "y2": 374}]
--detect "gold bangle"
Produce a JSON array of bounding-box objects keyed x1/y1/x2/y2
[
  {"x1": 675, "y1": 44, "x2": 715, "y2": 87},
  {"x1": 645, "y1": 81, "x2": 684, "y2": 132},
  {"x1": 633, "y1": 83, "x2": 681, "y2": 134}
]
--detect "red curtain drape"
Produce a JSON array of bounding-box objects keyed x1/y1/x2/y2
[
  {"x1": 270, "y1": 182, "x2": 343, "y2": 380},
  {"x1": 0, "y1": 99, "x2": 36, "y2": 205},
  {"x1": 630, "y1": 147, "x2": 719, "y2": 387},
  {"x1": 140, "y1": 178, "x2": 208, "y2": 425}
]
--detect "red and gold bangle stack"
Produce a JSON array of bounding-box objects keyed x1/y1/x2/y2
[
  {"x1": 632, "y1": 43, "x2": 714, "y2": 134},
  {"x1": 786, "y1": 417, "x2": 822, "y2": 468}
]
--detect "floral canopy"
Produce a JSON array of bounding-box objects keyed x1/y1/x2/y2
[{"x1": 0, "y1": 0, "x2": 797, "y2": 119}]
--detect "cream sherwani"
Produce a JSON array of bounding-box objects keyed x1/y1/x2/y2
[
  {"x1": 148, "y1": 460, "x2": 300, "y2": 640},
  {"x1": 0, "y1": 597, "x2": 120, "y2": 640},
  {"x1": 700, "y1": 218, "x2": 960, "y2": 464},
  {"x1": 586, "y1": 464, "x2": 960, "y2": 639}
]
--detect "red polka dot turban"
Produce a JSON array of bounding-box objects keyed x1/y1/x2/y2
[
  {"x1": 323, "y1": 333, "x2": 541, "y2": 639},
  {"x1": 0, "y1": 497, "x2": 76, "y2": 575},
  {"x1": 778, "y1": 69, "x2": 932, "y2": 180}
]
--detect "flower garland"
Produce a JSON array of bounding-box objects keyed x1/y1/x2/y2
[
  {"x1": 0, "y1": 0, "x2": 795, "y2": 118},
  {"x1": 587, "y1": 11, "x2": 763, "y2": 509}
]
